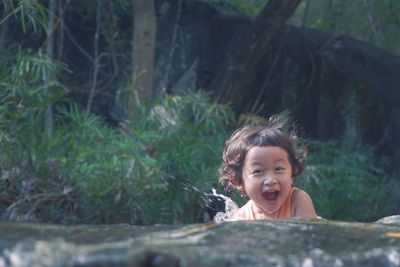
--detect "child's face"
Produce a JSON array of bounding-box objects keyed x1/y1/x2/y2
[{"x1": 242, "y1": 146, "x2": 293, "y2": 217}]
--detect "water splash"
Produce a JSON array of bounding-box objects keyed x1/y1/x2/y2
[
  {"x1": 181, "y1": 184, "x2": 240, "y2": 223},
  {"x1": 206, "y1": 189, "x2": 239, "y2": 223}
]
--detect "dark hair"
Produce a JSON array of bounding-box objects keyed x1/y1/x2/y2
[{"x1": 218, "y1": 117, "x2": 305, "y2": 194}]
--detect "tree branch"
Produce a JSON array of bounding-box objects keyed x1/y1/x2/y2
[
  {"x1": 211, "y1": 0, "x2": 302, "y2": 109},
  {"x1": 40, "y1": 0, "x2": 73, "y2": 50}
]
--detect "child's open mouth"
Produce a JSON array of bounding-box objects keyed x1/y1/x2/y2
[{"x1": 263, "y1": 190, "x2": 279, "y2": 202}]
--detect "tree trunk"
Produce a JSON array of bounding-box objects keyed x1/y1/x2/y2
[
  {"x1": 45, "y1": 0, "x2": 57, "y2": 138},
  {"x1": 132, "y1": 0, "x2": 157, "y2": 102},
  {"x1": 86, "y1": 0, "x2": 102, "y2": 113},
  {"x1": 0, "y1": 2, "x2": 10, "y2": 48},
  {"x1": 210, "y1": 0, "x2": 302, "y2": 109}
]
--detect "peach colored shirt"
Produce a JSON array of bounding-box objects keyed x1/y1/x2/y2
[{"x1": 238, "y1": 187, "x2": 299, "y2": 220}]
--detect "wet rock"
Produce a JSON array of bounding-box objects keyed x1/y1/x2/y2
[{"x1": 1, "y1": 218, "x2": 400, "y2": 266}]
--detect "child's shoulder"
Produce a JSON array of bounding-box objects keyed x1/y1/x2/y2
[
  {"x1": 292, "y1": 188, "x2": 313, "y2": 203},
  {"x1": 291, "y1": 188, "x2": 317, "y2": 218}
]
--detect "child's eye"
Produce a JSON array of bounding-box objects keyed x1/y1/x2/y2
[
  {"x1": 252, "y1": 169, "x2": 264, "y2": 174},
  {"x1": 275, "y1": 167, "x2": 284, "y2": 172}
]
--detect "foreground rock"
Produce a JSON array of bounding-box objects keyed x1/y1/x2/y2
[{"x1": 1, "y1": 218, "x2": 400, "y2": 266}]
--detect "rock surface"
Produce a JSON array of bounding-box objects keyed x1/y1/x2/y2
[{"x1": 1, "y1": 218, "x2": 400, "y2": 266}]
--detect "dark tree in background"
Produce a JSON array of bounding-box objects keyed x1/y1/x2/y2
[
  {"x1": 132, "y1": 0, "x2": 157, "y2": 102},
  {"x1": 211, "y1": 0, "x2": 302, "y2": 110}
]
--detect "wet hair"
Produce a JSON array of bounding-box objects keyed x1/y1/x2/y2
[{"x1": 218, "y1": 116, "x2": 305, "y2": 194}]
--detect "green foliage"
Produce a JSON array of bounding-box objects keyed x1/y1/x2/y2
[
  {"x1": 297, "y1": 140, "x2": 397, "y2": 222},
  {"x1": 2, "y1": 60, "x2": 397, "y2": 224},
  {"x1": 0, "y1": 49, "x2": 73, "y2": 223},
  {"x1": 201, "y1": 0, "x2": 400, "y2": 55},
  {"x1": 1, "y1": 50, "x2": 67, "y2": 166},
  {"x1": 150, "y1": 90, "x2": 235, "y2": 223},
  {"x1": 289, "y1": 0, "x2": 400, "y2": 55},
  {"x1": 1, "y1": 70, "x2": 235, "y2": 224},
  {"x1": 1, "y1": 49, "x2": 396, "y2": 225},
  {"x1": 1, "y1": 0, "x2": 47, "y2": 33},
  {"x1": 2, "y1": 62, "x2": 397, "y2": 224}
]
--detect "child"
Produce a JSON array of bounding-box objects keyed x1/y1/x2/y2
[{"x1": 218, "y1": 117, "x2": 317, "y2": 221}]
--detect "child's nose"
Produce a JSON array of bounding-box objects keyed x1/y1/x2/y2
[{"x1": 263, "y1": 175, "x2": 277, "y2": 186}]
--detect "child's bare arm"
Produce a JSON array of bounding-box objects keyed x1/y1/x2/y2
[{"x1": 293, "y1": 190, "x2": 318, "y2": 218}]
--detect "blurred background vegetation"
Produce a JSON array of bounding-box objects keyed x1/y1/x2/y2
[
  {"x1": 0, "y1": 0, "x2": 399, "y2": 224},
  {"x1": 205, "y1": 0, "x2": 400, "y2": 55}
]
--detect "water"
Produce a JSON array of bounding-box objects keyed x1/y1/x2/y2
[{"x1": 203, "y1": 189, "x2": 239, "y2": 223}]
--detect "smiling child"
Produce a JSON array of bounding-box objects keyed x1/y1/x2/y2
[{"x1": 218, "y1": 117, "x2": 317, "y2": 220}]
